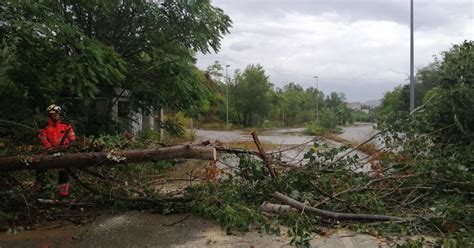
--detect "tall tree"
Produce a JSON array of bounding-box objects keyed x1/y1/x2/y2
[
  {"x1": 0, "y1": 1, "x2": 127, "y2": 137},
  {"x1": 324, "y1": 92, "x2": 350, "y2": 125},
  {"x1": 378, "y1": 86, "x2": 407, "y2": 117},
  {"x1": 378, "y1": 40, "x2": 473, "y2": 146},
  {"x1": 231, "y1": 64, "x2": 272, "y2": 127},
  {"x1": 420, "y1": 40, "x2": 474, "y2": 145},
  {"x1": 0, "y1": 0, "x2": 232, "y2": 137}
]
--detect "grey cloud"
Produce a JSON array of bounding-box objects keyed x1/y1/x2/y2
[
  {"x1": 197, "y1": 0, "x2": 472, "y2": 101},
  {"x1": 215, "y1": 0, "x2": 473, "y2": 30},
  {"x1": 229, "y1": 42, "x2": 253, "y2": 51}
]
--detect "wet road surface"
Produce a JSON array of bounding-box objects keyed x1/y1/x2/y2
[
  {"x1": 0, "y1": 212, "x2": 387, "y2": 248},
  {"x1": 0, "y1": 124, "x2": 395, "y2": 248}
]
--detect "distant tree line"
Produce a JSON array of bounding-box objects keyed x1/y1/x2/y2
[{"x1": 201, "y1": 63, "x2": 358, "y2": 130}]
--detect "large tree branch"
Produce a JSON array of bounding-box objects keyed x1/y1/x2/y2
[
  {"x1": 333, "y1": 131, "x2": 381, "y2": 163},
  {"x1": 0, "y1": 145, "x2": 216, "y2": 172},
  {"x1": 0, "y1": 119, "x2": 39, "y2": 133},
  {"x1": 70, "y1": 172, "x2": 190, "y2": 204},
  {"x1": 260, "y1": 202, "x2": 297, "y2": 214},
  {"x1": 251, "y1": 131, "x2": 277, "y2": 178},
  {"x1": 273, "y1": 191, "x2": 410, "y2": 222}
]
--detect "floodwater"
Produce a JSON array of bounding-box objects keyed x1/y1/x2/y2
[
  {"x1": 196, "y1": 127, "x2": 318, "y2": 167},
  {"x1": 337, "y1": 123, "x2": 384, "y2": 149},
  {"x1": 196, "y1": 124, "x2": 378, "y2": 170},
  {"x1": 195, "y1": 127, "x2": 315, "y2": 146}
]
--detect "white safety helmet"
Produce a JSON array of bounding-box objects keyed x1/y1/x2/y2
[{"x1": 46, "y1": 104, "x2": 62, "y2": 114}]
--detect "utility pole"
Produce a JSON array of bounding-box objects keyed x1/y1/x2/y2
[
  {"x1": 282, "y1": 106, "x2": 285, "y2": 127},
  {"x1": 225, "y1": 65, "x2": 230, "y2": 127},
  {"x1": 410, "y1": 0, "x2": 415, "y2": 112},
  {"x1": 314, "y1": 76, "x2": 319, "y2": 121}
]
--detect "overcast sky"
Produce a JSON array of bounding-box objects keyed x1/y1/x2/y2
[{"x1": 196, "y1": 0, "x2": 473, "y2": 102}]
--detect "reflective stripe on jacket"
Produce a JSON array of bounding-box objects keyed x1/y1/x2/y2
[{"x1": 39, "y1": 119, "x2": 76, "y2": 148}]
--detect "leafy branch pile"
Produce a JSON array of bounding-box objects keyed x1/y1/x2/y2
[
  {"x1": 187, "y1": 138, "x2": 472, "y2": 247},
  {"x1": 0, "y1": 0, "x2": 231, "y2": 137},
  {"x1": 0, "y1": 113, "x2": 472, "y2": 247},
  {"x1": 189, "y1": 41, "x2": 474, "y2": 247},
  {"x1": 0, "y1": 131, "x2": 194, "y2": 228}
]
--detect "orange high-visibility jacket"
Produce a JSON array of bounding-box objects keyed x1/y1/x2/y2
[{"x1": 39, "y1": 119, "x2": 76, "y2": 148}]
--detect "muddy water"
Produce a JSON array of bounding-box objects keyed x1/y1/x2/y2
[
  {"x1": 195, "y1": 127, "x2": 314, "y2": 145},
  {"x1": 196, "y1": 125, "x2": 376, "y2": 170},
  {"x1": 196, "y1": 128, "x2": 317, "y2": 167},
  {"x1": 337, "y1": 123, "x2": 384, "y2": 149},
  {"x1": 194, "y1": 127, "x2": 317, "y2": 158}
]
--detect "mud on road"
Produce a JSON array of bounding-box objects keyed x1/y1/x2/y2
[{"x1": 0, "y1": 211, "x2": 387, "y2": 248}]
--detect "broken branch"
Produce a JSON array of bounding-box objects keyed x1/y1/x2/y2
[
  {"x1": 260, "y1": 202, "x2": 297, "y2": 214},
  {"x1": 251, "y1": 131, "x2": 277, "y2": 178},
  {"x1": 0, "y1": 145, "x2": 217, "y2": 172},
  {"x1": 333, "y1": 131, "x2": 381, "y2": 163},
  {"x1": 273, "y1": 191, "x2": 410, "y2": 222}
]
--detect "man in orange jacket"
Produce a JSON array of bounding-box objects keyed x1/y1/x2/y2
[{"x1": 36, "y1": 104, "x2": 76, "y2": 198}]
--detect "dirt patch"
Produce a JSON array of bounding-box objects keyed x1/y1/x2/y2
[{"x1": 0, "y1": 220, "x2": 85, "y2": 248}]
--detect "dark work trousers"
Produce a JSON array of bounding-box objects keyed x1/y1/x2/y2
[{"x1": 35, "y1": 168, "x2": 70, "y2": 185}]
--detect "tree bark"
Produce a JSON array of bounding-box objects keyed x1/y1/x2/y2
[
  {"x1": 273, "y1": 191, "x2": 410, "y2": 222},
  {"x1": 260, "y1": 202, "x2": 297, "y2": 214},
  {"x1": 0, "y1": 145, "x2": 217, "y2": 172},
  {"x1": 333, "y1": 131, "x2": 381, "y2": 163},
  {"x1": 251, "y1": 132, "x2": 277, "y2": 178},
  {"x1": 215, "y1": 146, "x2": 260, "y2": 156}
]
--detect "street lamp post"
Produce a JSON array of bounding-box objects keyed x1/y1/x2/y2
[
  {"x1": 225, "y1": 65, "x2": 230, "y2": 127},
  {"x1": 314, "y1": 76, "x2": 319, "y2": 121},
  {"x1": 409, "y1": 0, "x2": 415, "y2": 112}
]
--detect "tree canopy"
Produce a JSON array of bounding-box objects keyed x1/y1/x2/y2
[
  {"x1": 230, "y1": 64, "x2": 272, "y2": 127},
  {"x1": 379, "y1": 40, "x2": 473, "y2": 145},
  {"x1": 0, "y1": 0, "x2": 232, "y2": 137}
]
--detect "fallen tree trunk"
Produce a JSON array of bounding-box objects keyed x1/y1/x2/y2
[
  {"x1": 251, "y1": 131, "x2": 277, "y2": 178},
  {"x1": 70, "y1": 172, "x2": 192, "y2": 204},
  {"x1": 0, "y1": 145, "x2": 217, "y2": 172},
  {"x1": 332, "y1": 131, "x2": 381, "y2": 163},
  {"x1": 260, "y1": 202, "x2": 297, "y2": 214},
  {"x1": 215, "y1": 146, "x2": 260, "y2": 156},
  {"x1": 273, "y1": 191, "x2": 410, "y2": 222}
]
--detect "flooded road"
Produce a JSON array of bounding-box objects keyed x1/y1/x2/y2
[
  {"x1": 196, "y1": 124, "x2": 378, "y2": 170},
  {"x1": 195, "y1": 127, "x2": 315, "y2": 146},
  {"x1": 196, "y1": 127, "x2": 317, "y2": 167},
  {"x1": 196, "y1": 124, "x2": 378, "y2": 150},
  {"x1": 337, "y1": 123, "x2": 384, "y2": 149}
]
